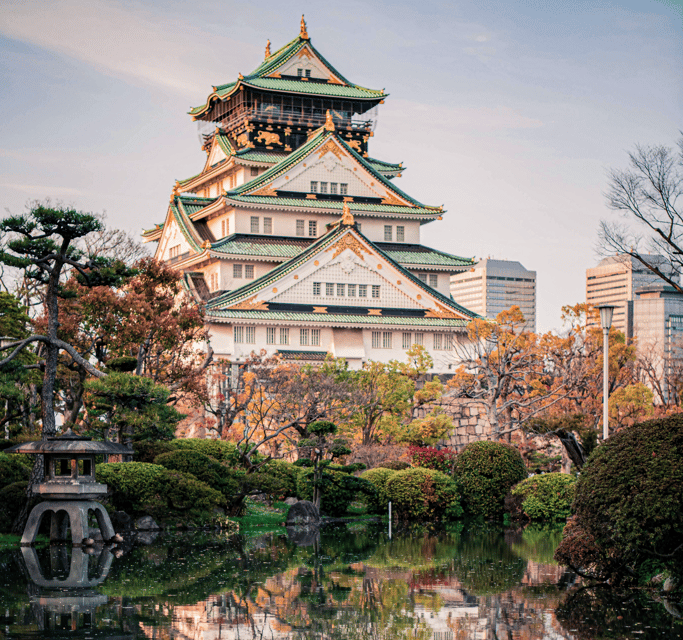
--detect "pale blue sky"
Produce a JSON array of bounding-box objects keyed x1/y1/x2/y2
[{"x1": 1, "y1": 0, "x2": 681, "y2": 331}]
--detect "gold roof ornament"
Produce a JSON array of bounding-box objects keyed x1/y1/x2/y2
[
  {"x1": 324, "y1": 109, "x2": 335, "y2": 132},
  {"x1": 265, "y1": 39, "x2": 271, "y2": 58},
  {"x1": 341, "y1": 202, "x2": 354, "y2": 226},
  {"x1": 238, "y1": 72, "x2": 244, "y2": 79},
  {"x1": 170, "y1": 181, "x2": 180, "y2": 202},
  {"x1": 201, "y1": 240, "x2": 211, "y2": 249},
  {"x1": 300, "y1": 15, "x2": 309, "y2": 40}
]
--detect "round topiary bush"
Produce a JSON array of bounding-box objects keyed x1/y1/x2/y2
[
  {"x1": 454, "y1": 441, "x2": 527, "y2": 518},
  {"x1": 361, "y1": 467, "x2": 397, "y2": 514},
  {"x1": 555, "y1": 414, "x2": 683, "y2": 584},
  {"x1": 259, "y1": 459, "x2": 299, "y2": 498},
  {"x1": 378, "y1": 460, "x2": 410, "y2": 471},
  {"x1": 385, "y1": 467, "x2": 462, "y2": 523},
  {"x1": 0, "y1": 481, "x2": 31, "y2": 533},
  {"x1": 0, "y1": 452, "x2": 30, "y2": 490},
  {"x1": 96, "y1": 462, "x2": 225, "y2": 526},
  {"x1": 510, "y1": 473, "x2": 576, "y2": 521},
  {"x1": 133, "y1": 440, "x2": 174, "y2": 464}
]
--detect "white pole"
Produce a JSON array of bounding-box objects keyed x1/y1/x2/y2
[
  {"x1": 603, "y1": 326, "x2": 609, "y2": 441},
  {"x1": 388, "y1": 501, "x2": 392, "y2": 539}
]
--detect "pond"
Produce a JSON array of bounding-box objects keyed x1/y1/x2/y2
[{"x1": 0, "y1": 522, "x2": 681, "y2": 639}]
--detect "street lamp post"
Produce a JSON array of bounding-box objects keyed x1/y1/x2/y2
[{"x1": 598, "y1": 305, "x2": 615, "y2": 440}]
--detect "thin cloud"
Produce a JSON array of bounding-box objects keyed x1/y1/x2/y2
[
  {"x1": 1, "y1": 182, "x2": 85, "y2": 196},
  {"x1": 0, "y1": 0, "x2": 256, "y2": 99}
]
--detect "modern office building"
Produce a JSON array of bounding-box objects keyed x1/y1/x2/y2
[
  {"x1": 143, "y1": 18, "x2": 481, "y2": 372},
  {"x1": 633, "y1": 284, "x2": 683, "y2": 403},
  {"x1": 586, "y1": 255, "x2": 677, "y2": 338},
  {"x1": 449, "y1": 259, "x2": 537, "y2": 332}
]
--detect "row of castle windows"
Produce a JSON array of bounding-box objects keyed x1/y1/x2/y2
[
  {"x1": 310, "y1": 181, "x2": 348, "y2": 195},
  {"x1": 418, "y1": 273, "x2": 439, "y2": 288},
  {"x1": 384, "y1": 225, "x2": 405, "y2": 242},
  {"x1": 233, "y1": 326, "x2": 453, "y2": 351},
  {"x1": 251, "y1": 216, "x2": 273, "y2": 234},
  {"x1": 313, "y1": 283, "x2": 380, "y2": 298},
  {"x1": 296, "y1": 220, "x2": 317, "y2": 237}
]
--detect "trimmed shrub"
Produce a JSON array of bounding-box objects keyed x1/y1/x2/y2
[
  {"x1": 454, "y1": 441, "x2": 527, "y2": 518},
  {"x1": 0, "y1": 481, "x2": 31, "y2": 533},
  {"x1": 408, "y1": 446, "x2": 457, "y2": 474},
  {"x1": 378, "y1": 460, "x2": 410, "y2": 471},
  {"x1": 168, "y1": 438, "x2": 241, "y2": 465},
  {"x1": 259, "y1": 459, "x2": 299, "y2": 498},
  {"x1": 96, "y1": 462, "x2": 225, "y2": 526},
  {"x1": 0, "y1": 452, "x2": 30, "y2": 490},
  {"x1": 510, "y1": 473, "x2": 576, "y2": 521},
  {"x1": 385, "y1": 467, "x2": 462, "y2": 523},
  {"x1": 154, "y1": 450, "x2": 242, "y2": 499},
  {"x1": 297, "y1": 466, "x2": 375, "y2": 517},
  {"x1": 555, "y1": 414, "x2": 683, "y2": 584},
  {"x1": 361, "y1": 467, "x2": 397, "y2": 514}
]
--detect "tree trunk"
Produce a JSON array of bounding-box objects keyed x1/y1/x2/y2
[{"x1": 555, "y1": 429, "x2": 587, "y2": 470}]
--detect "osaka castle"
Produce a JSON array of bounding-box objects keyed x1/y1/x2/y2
[{"x1": 144, "y1": 17, "x2": 480, "y2": 372}]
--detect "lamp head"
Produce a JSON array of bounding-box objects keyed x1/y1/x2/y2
[{"x1": 598, "y1": 305, "x2": 615, "y2": 330}]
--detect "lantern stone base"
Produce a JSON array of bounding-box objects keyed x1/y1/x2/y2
[{"x1": 21, "y1": 500, "x2": 116, "y2": 546}]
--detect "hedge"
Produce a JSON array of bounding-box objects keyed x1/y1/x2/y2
[
  {"x1": 297, "y1": 466, "x2": 375, "y2": 517},
  {"x1": 0, "y1": 452, "x2": 30, "y2": 490},
  {"x1": 97, "y1": 462, "x2": 225, "y2": 526},
  {"x1": 454, "y1": 441, "x2": 527, "y2": 518},
  {"x1": 385, "y1": 467, "x2": 462, "y2": 523},
  {"x1": 361, "y1": 467, "x2": 396, "y2": 514}
]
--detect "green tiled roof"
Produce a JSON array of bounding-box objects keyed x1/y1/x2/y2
[
  {"x1": 377, "y1": 243, "x2": 474, "y2": 267},
  {"x1": 189, "y1": 33, "x2": 386, "y2": 117},
  {"x1": 234, "y1": 149, "x2": 288, "y2": 164},
  {"x1": 229, "y1": 128, "x2": 436, "y2": 211},
  {"x1": 207, "y1": 309, "x2": 470, "y2": 328},
  {"x1": 367, "y1": 157, "x2": 403, "y2": 174},
  {"x1": 224, "y1": 195, "x2": 440, "y2": 216},
  {"x1": 206, "y1": 222, "x2": 481, "y2": 322},
  {"x1": 211, "y1": 234, "x2": 310, "y2": 258},
  {"x1": 216, "y1": 133, "x2": 235, "y2": 156}
]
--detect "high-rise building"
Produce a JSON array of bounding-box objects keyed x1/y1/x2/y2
[
  {"x1": 449, "y1": 259, "x2": 537, "y2": 332},
  {"x1": 633, "y1": 284, "x2": 683, "y2": 403},
  {"x1": 143, "y1": 18, "x2": 480, "y2": 372},
  {"x1": 585, "y1": 255, "x2": 676, "y2": 338}
]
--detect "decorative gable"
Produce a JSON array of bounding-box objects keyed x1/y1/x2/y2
[
  {"x1": 266, "y1": 45, "x2": 345, "y2": 84},
  {"x1": 206, "y1": 139, "x2": 228, "y2": 167}
]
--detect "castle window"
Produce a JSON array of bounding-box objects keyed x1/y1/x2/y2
[
  {"x1": 169, "y1": 245, "x2": 181, "y2": 259},
  {"x1": 233, "y1": 264, "x2": 243, "y2": 278},
  {"x1": 418, "y1": 273, "x2": 427, "y2": 283},
  {"x1": 312, "y1": 329, "x2": 320, "y2": 346},
  {"x1": 414, "y1": 332, "x2": 424, "y2": 346},
  {"x1": 310, "y1": 181, "x2": 318, "y2": 193},
  {"x1": 347, "y1": 284, "x2": 356, "y2": 297},
  {"x1": 340, "y1": 183, "x2": 348, "y2": 195},
  {"x1": 251, "y1": 167, "x2": 259, "y2": 176},
  {"x1": 296, "y1": 220, "x2": 305, "y2": 236},
  {"x1": 433, "y1": 333, "x2": 443, "y2": 350},
  {"x1": 313, "y1": 282, "x2": 321, "y2": 296},
  {"x1": 251, "y1": 216, "x2": 259, "y2": 233},
  {"x1": 337, "y1": 283, "x2": 345, "y2": 296},
  {"x1": 326, "y1": 283, "x2": 334, "y2": 296},
  {"x1": 245, "y1": 326, "x2": 255, "y2": 344},
  {"x1": 306, "y1": 69, "x2": 311, "y2": 78},
  {"x1": 330, "y1": 182, "x2": 338, "y2": 195},
  {"x1": 320, "y1": 182, "x2": 328, "y2": 194},
  {"x1": 371, "y1": 331, "x2": 381, "y2": 349},
  {"x1": 297, "y1": 69, "x2": 303, "y2": 77},
  {"x1": 372, "y1": 285, "x2": 380, "y2": 298},
  {"x1": 358, "y1": 285, "x2": 368, "y2": 297},
  {"x1": 396, "y1": 226, "x2": 405, "y2": 242},
  {"x1": 221, "y1": 219, "x2": 229, "y2": 237},
  {"x1": 234, "y1": 326, "x2": 244, "y2": 343},
  {"x1": 429, "y1": 274, "x2": 438, "y2": 288},
  {"x1": 383, "y1": 332, "x2": 392, "y2": 349},
  {"x1": 267, "y1": 327, "x2": 276, "y2": 344},
  {"x1": 263, "y1": 217, "x2": 273, "y2": 234},
  {"x1": 280, "y1": 328, "x2": 289, "y2": 345},
  {"x1": 384, "y1": 225, "x2": 392, "y2": 241},
  {"x1": 402, "y1": 332, "x2": 412, "y2": 349},
  {"x1": 300, "y1": 328, "x2": 309, "y2": 345},
  {"x1": 245, "y1": 265, "x2": 254, "y2": 279},
  {"x1": 309, "y1": 221, "x2": 317, "y2": 237}
]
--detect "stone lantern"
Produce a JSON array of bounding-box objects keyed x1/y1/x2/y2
[{"x1": 5, "y1": 428, "x2": 133, "y2": 546}]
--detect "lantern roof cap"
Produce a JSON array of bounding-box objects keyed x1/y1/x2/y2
[{"x1": 4, "y1": 429, "x2": 133, "y2": 455}]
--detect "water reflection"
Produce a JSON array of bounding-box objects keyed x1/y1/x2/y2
[{"x1": 1, "y1": 523, "x2": 681, "y2": 639}]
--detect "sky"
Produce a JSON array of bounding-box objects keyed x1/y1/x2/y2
[{"x1": 0, "y1": 0, "x2": 681, "y2": 332}]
